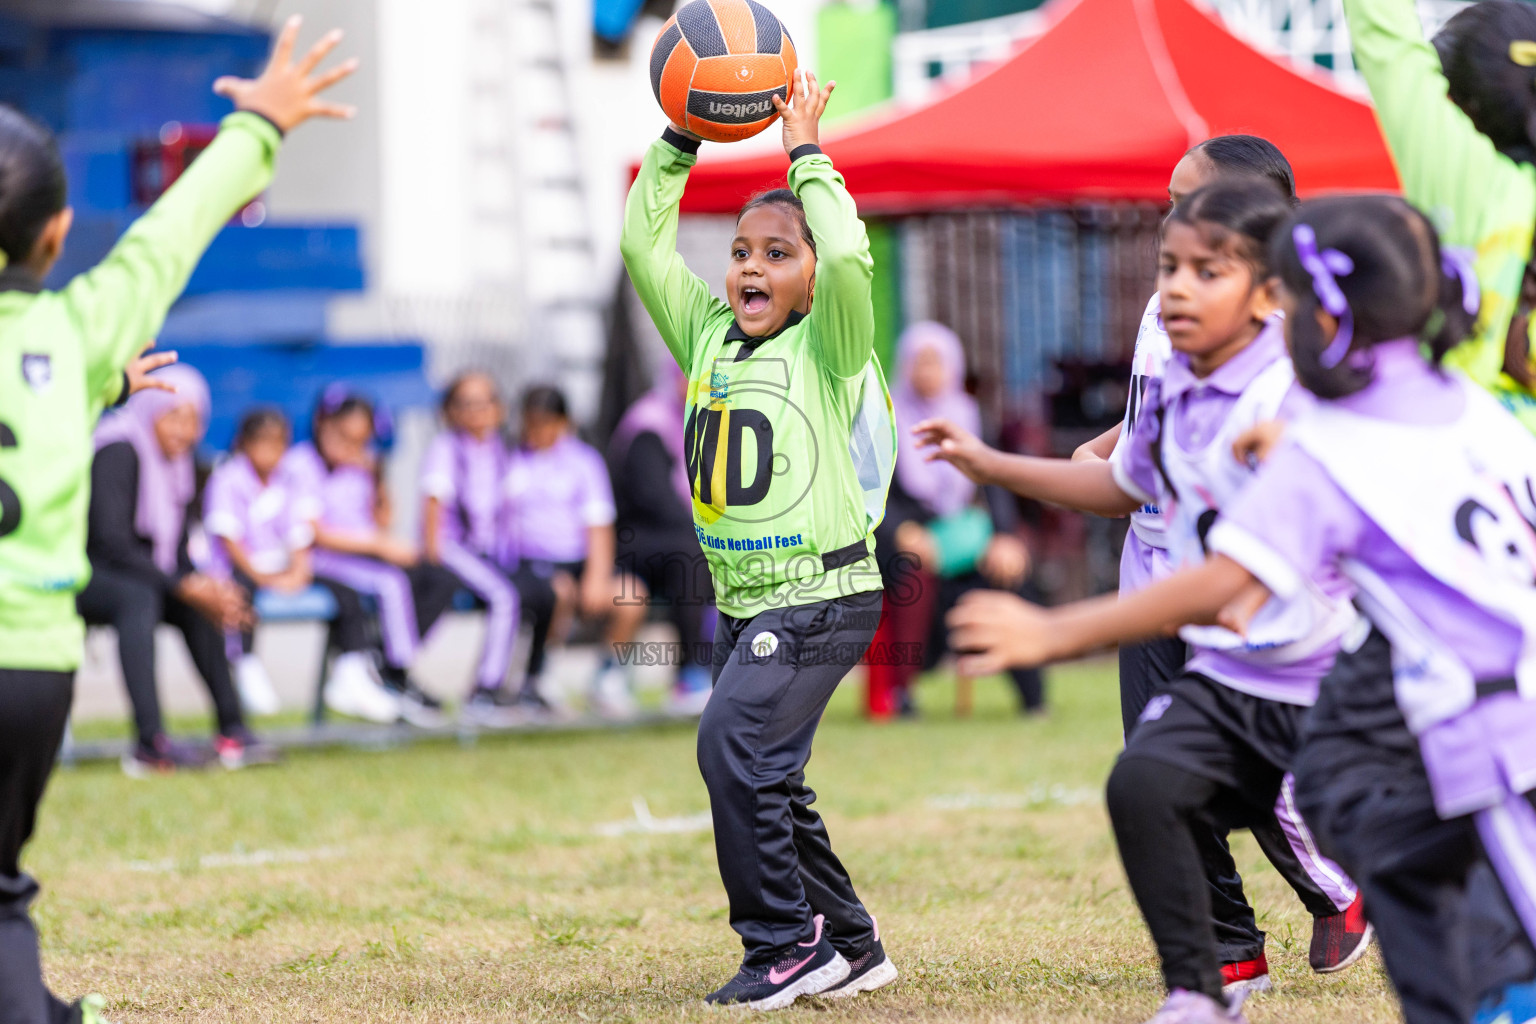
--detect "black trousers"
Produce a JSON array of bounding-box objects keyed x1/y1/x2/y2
[
  {"x1": 699, "y1": 589, "x2": 882, "y2": 964},
  {"x1": 76, "y1": 566, "x2": 244, "y2": 746},
  {"x1": 925, "y1": 573, "x2": 1045, "y2": 711},
  {"x1": 0, "y1": 669, "x2": 75, "y2": 1024},
  {"x1": 1120, "y1": 638, "x2": 1267, "y2": 967},
  {"x1": 1294, "y1": 628, "x2": 1536, "y2": 1024},
  {"x1": 504, "y1": 563, "x2": 559, "y2": 677},
  {"x1": 618, "y1": 526, "x2": 713, "y2": 670},
  {"x1": 1107, "y1": 674, "x2": 1344, "y2": 999}
]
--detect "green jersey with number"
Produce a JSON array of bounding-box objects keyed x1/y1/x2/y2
[
  {"x1": 621, "y1": 135, "x2": 895, "y2": 618},
  {"x1": 0, "y1": 111, "x2": 281, "y2": 671}
]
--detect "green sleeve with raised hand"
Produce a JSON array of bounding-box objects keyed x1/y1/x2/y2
[
  {"x1": 1343, "y1": 0, "x2": 1536, "y2": 388},
  {"x1": 790, "y1": 149, "x2": 875, "y2": 380},
  {"x1": 620, "y1": 136, "x2": 731, "y2": 371}
]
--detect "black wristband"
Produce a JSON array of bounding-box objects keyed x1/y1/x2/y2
[
  {"x1": 662, "y1": 127, "x2": 701, "y2": 155},
  {"x1": 243, "y1": 109, "x2": 287, "y2": 140},
  {"x1": 789, "y1": 144, "x2": 823, "y2": 162},
  {"x1": 114, "y1": 372, "x2": 131, "y2": 408}
]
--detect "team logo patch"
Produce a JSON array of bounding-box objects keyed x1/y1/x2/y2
[
  {"x1": 21, "y1": 353, "x2": 50, "y2": 393},
  {"x1": 750, "y1": 631, "x2": 779, "y2": 659},
  {"x1": 1139, "y1": 694, "x2": 1173, "y2": 724}
]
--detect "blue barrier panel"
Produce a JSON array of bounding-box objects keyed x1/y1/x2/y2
[
  {"x1": 169, "y1": 342, "x2": 436, "y2": 453},
  {"x1": 47, "y1": 219, "x2": 365, "y2": 294}
]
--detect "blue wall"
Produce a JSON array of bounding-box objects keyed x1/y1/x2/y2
[{"x1": 0, "y1": 12, "x2": 429, "y2": 430}]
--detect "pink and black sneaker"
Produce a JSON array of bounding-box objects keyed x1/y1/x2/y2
[
  {"x1": 821, "y1": 916, "x2": 898, "y2": 999},
  {"x1": 703, "y1": 914, "x2": 850, "y2": 1010}
]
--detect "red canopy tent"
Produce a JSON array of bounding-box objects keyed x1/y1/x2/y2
[{"x1": 672, "y1": 0, "x2": 1400, "y2": 214}]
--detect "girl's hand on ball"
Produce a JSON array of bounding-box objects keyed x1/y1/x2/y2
[
  {"x1": 669, "y1": 122, "x2": 704, "y2": 143},
  {"x1": 214, "y1": 15, "x2": 360, "y2": 132},
  {"x1": 772, "y1": 68, "x2": 835, "y2": 157}
]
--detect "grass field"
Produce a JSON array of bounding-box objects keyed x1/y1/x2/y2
[{"x1": 33, "y1": 660, "x2": 1400, "y2": 1023}]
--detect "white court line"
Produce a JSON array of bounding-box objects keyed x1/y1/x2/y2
[
  {"x1": 926, "y1": 785, "x2": 1100, "y2": 811},
  {"x1": 593, "y1": 797, "x2": 713, "y2": 837},
  {"x1": 123, "y1": 845, "x2": 346, "y2": 874}
]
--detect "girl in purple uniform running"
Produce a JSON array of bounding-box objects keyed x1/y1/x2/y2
[
  {"x1": 933, "y1": 180, "x2": 1366, "y2": 1024},
  {"x1": 950, "y1": 196, "x2": 1536, "y2": 1024}
]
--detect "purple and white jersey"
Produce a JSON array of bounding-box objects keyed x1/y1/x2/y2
[
  {"x1": 1212, "y1": 341, "x2": 1536, "y2": 815},
  {"x1": 503, "y1": 434, "x2": 616, "y2": 564},
  {"x1": 280, "y1": 441, "x2": 378, "y2": 533},
  {"x1": 420, "y1": 430, "x2": 506, "y2": 555},
  {"x1": 203, "y1": 453, "x2": 312, "y2": 576},
  {"x1": 1109, "y1": 320, "x2": 1355, "y2": 705},
  {"x1": 1111, "y1": 293, "x2": 1173, "y2": 552}
]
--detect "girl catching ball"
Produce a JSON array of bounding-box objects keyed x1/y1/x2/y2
[{"x1": 621, "y1": 67, "x2": 897, "y2": 1010}]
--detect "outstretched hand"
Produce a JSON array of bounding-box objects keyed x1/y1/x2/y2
[
  {"x1": 214, "y1": 15, "x2": 359, "y2": 133},
  {"x1": 947, "y1": 590, "x2": 1057, "y2": 677},
  {"x1": 126, "y1": 341, "x2": 178, "y2": 396},
  {"x1": 911, "y1": 417, "x2": 996, "y2": 485},
  {"x1": 772, "y1": 68, "x2": 835, "y2": 157}
]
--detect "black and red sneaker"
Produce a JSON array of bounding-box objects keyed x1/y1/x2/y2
[
  {"x1": 1220, "y1": 952, "x2": 1272, "y2": 1001},
  {"x1": 1310, "y1": 892, "x2": 1373, "y2": 973},
  {"x1": 703, "y1": 914, "x2": 850, "y2": 1010},
  {"x1": 821, "y1": 916, "x2": 899, "y2": 1000}
]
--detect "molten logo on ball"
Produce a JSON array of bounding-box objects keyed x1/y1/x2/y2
[{"x1": 649, "y1": 0, "x2": 798, "y2": 143}]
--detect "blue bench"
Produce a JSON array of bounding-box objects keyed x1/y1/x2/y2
[{"x1": 252, "y1": 583, "x2": 484, "y2": 723}]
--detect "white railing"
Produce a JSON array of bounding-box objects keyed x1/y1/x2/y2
[
  {"x1": 892, "y1": 10, "x2": 1045, "y2": 102},
  {"x1": 1205, "y1": 0, "x2": 1469, "y2": 91},
  {"x1": 891, "y1": 0, "x2": 1469, "y2": 101}
]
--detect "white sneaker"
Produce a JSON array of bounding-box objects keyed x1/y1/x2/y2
[
  {"x1": 324, "y1": 652, "x2": 402, "y2": 723},
  {"x1": 591, "y1": 664, "x2": 637, "y2": 719},
  {"x1": 235, "y1": 655, "x2": 281, "y2": 716}
]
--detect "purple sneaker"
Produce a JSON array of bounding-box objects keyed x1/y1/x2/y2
[
  {"x1": 703, "y1": 914, "x2": 850, "y2": 1010},
  {"x1": 1144, "y1": 989, "x2": 1249, "y2": 1024}
]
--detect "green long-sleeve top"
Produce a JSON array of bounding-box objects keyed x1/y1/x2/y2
[
  {"x1": 0, "y1": 111, "x2": 282, "y2": 671},
  {"x1": 620, "y1": 132, "x2": 895, "y2": 618},
  {"x1": 1345, "y1": 0, "x2": 1536, "y2": 429}
]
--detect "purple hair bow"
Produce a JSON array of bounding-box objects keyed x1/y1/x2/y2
[
  {"x1": 1441, "y1": 246, "x2": 1481, "y2": 318},
  {"x1": 1293, "y1": 223, "x2": 1355, "y2": 368}
]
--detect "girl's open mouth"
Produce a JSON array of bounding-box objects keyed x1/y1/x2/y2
[{"x1": 742, "y1": 287, "x2": 771, "y2": 316}]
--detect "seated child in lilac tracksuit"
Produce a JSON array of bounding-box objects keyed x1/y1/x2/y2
[
  {"x1": 420, "y1": 371, "x2": 557, "y2": 723},
  {"x1": 282, "y1": 386, "x2": 459, "y2": 726}
]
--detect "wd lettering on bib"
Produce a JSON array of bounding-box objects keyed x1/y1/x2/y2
[{"x1": 678, "y1": 346, "x2": 895, "y2": 603}]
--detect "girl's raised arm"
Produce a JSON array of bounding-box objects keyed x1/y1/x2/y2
[
  {"x1": 778, "y1": 72, "x2": 875, "y2": 381},
  {"x1": 620, "y1": 126, "x2": 730, "y2": 372},
  {"x1": 69, "y1": 17, "x2": 358, "y2": 403},
  {"x1": 1342, "y1": 0, "x2": 1534, "y2": 387}
]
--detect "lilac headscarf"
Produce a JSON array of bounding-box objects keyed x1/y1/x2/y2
[
  {"x1": 94, "y1": 364, "x2": 211, "y2": 574},
  {"x1": 609, "y1": 362, "x2": 691, "y2": 508},
  {"x1": 892, "y1": 322, "x2": 979, "y2": 517}
]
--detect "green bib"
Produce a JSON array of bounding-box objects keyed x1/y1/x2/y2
[{"x1": 683, "y1": 324, "x2": 894, "y2": 616}]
